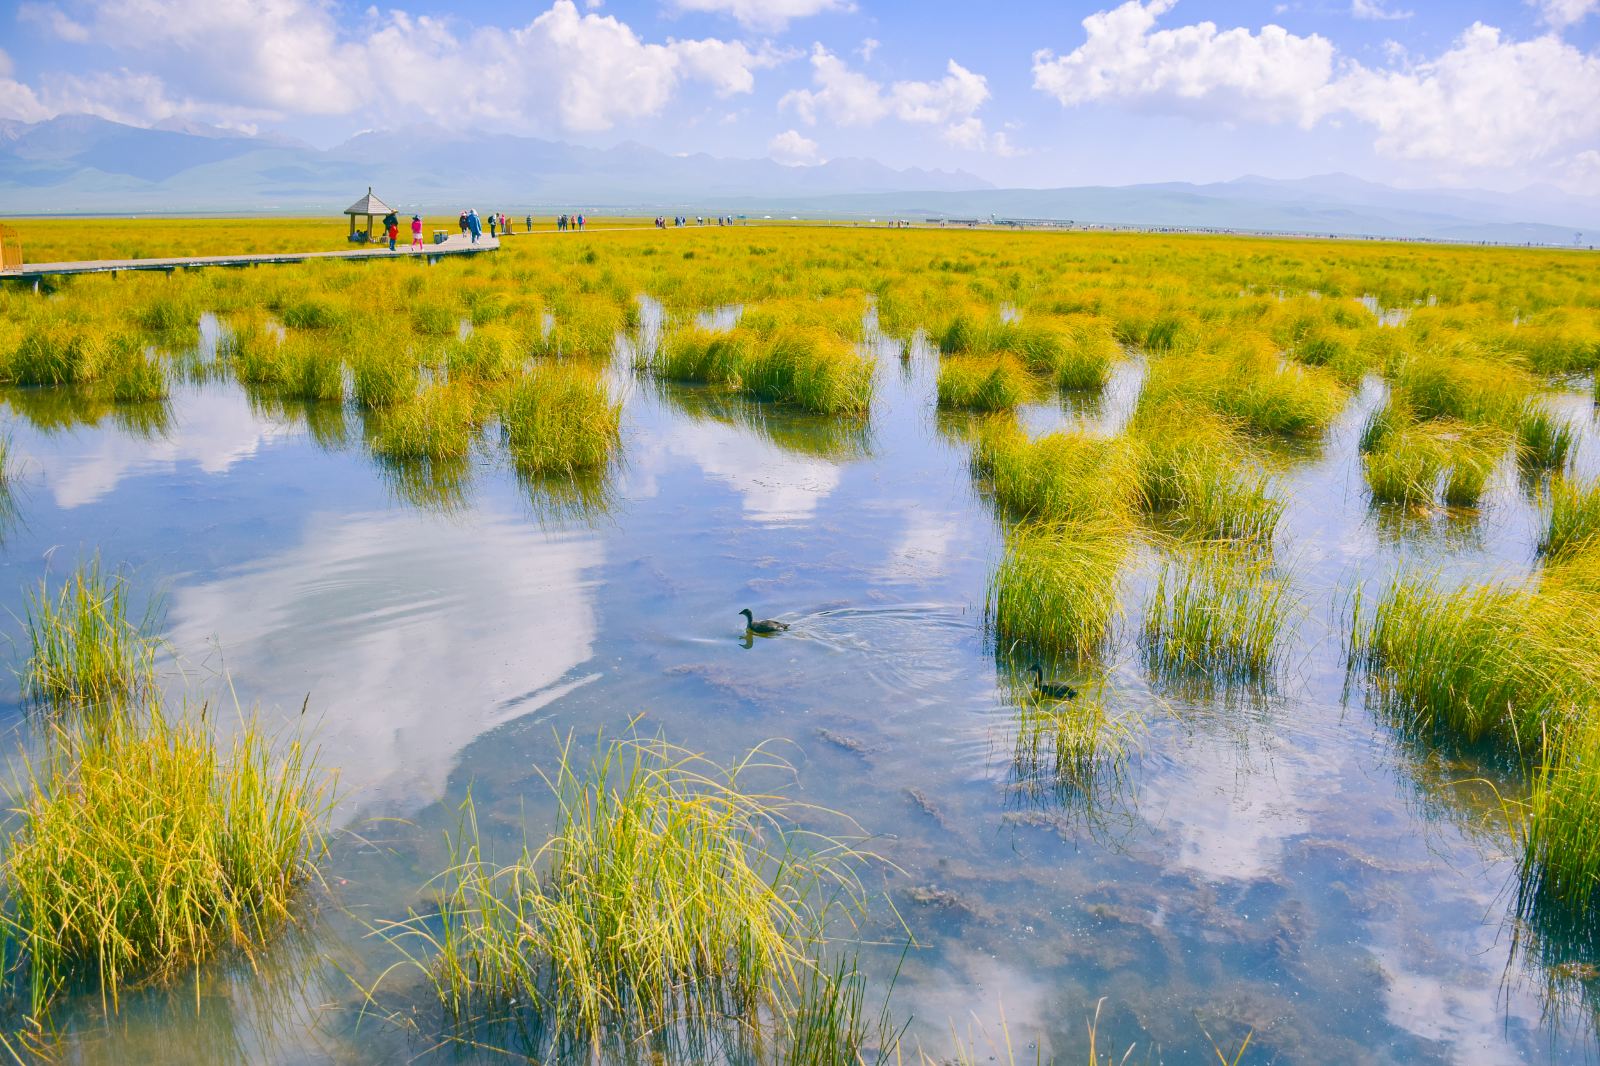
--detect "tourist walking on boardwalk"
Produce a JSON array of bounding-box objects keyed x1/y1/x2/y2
[
  {"x1": 578, "y1": 214, "x2": 586, "y2": 231},
  {"x1": 459, "y1": 210, "x2": 468, "y2": 236},
  {"x1": 467, "y1": 208, "x2": 481, "y2": 243},
  {"x1": 386, "y1": 217, "x2": 399, "y2": 251},
  {"x1": 410, "y1": 214, "x2": 423, "y2": 250},
  {"x1": 488, "y1": 213, "x2": 498, "y2": 238}
]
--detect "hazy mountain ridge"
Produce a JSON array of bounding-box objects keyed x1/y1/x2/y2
[
  {"x1": 0, "y1": 114, "x2": 990, "y2": 211},
  {"x1": 0, "y1": 115, "x2": 1595, "y2": 246}
]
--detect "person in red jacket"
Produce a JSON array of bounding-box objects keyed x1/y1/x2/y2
[{"x1": 386, "y1": 220, "x2": 399, "y2": 251}]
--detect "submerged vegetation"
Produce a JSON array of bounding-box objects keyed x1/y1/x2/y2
[
  {"x1": 377, "y1": 736, "x2": 866, "y2": 1057},
  {"x1": 1, "y1": 700, "x2": 329, "y2": 1018},
  {"x1": 1143, "y1": 547, "x2": 1289, "y2": 679},
  {"x1": 22, "y1": 560, "x2": 158, "y2": 709}
]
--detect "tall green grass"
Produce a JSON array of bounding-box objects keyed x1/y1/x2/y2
[
  {"x1": 1517, "y1": 403, "x2": 1575, "y2": 472},
  {"x1": 378, "y1": 737, "x2": 864, "y2": 1053},
  {"x1": 1, "y1": 702, "x2": 329, "y2": 1016},
  {"x1": 1521, "y1": 717, "x2": 1600, "y2": 918},
  {"x1": 351, "y1": 353, "x2": 420, "y2": 409},
  {"x1": 368, "y1": 383, "x2": 478, "y2": 462},
  {"x1": 1131, "y1": 404, "x2": 1283, "y2": 542},
  {"x1": 1540, "y1": 478, "x2": 1600, "y2": 560},
  {"x1": 22, "y1": 560, "x2": 158, "y2": 709},
  {"x1": 499, "y1": 365, "x2": 622, "y2": 476},
  {"x1": 986, "y1": 520, "x2": 1130, "y2": 659},
  {"x1": 1363, "y1": 429, "x2": 1446, "y2": 506},
  {"x1": 1142, "y1": 547, "x2": 1289, "y2": 679},
  {"x1": 1348, "y1": 570, "x2": 1600, "y2": 751},
  {"x1": 653, "y1": 325, "x2": 872, "y2": 415},
  {"x1": 745, "y1": 327, "x2": 873, "y2": 416},
  {"x1": 973, "y1": 421, "x2": 1141, "y2": 524},
  {"x1": 937, "y1": 356, "x2": 1032, "y2": 411}
]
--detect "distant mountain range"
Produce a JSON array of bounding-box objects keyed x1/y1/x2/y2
[
  {"x1": 0, "y1": 114, "x2": 986, "y2": 212},
  {"x1": 2, "y1": 114, "x2": 1597, "y2": 246}
]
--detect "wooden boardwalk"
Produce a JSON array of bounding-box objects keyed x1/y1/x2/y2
[{"x1": 3, "y1": 232, "x2": 500, "y2": 281}]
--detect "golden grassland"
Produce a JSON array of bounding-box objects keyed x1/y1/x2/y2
[
  {"x1": 1, "y1": 219, "x2": 1599, "y2": 1052},
  {"x1": 3, "y1": 215, "x2": 661, "y2": 263}
]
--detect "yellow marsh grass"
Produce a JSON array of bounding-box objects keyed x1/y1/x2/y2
[
  {"x1": 1522, "y1": 716, "x2": 1600, "y2": 918},
  {"x1": 986, "y1": 520, "x2": 1131, "y2": 660},
  {"x1": 1142, "y1": 546, "x2": 1290, "y2": 679},
  {"x1": 498, "y1": 364, "x2": 622, "y2": 476},
  {"x1": 23, "y1": 560, "x2": 158, "y2": 710},
  {"x1": 2, "y1": 702, "x2": 330, "y2": 1017},
  {"x1": 972, "y1": 420, "x2": 1142, "y2": 525},
  {"x1": 937, "y1": 355, "x2": 1036, "y2": 411},
  {"x1": 1129, "y1": 403, "x2": 1284, "y2": 543},
  {"x1": 653, "y1": 323, "x2": 872, "y2": 415},
  {"x1": 368, "y1": 383, "x2": 480, "y2": 462},
  {"x1": 376, "y1": 736, "x2": 867, "y2": 1052},
  {"x1": 1541, "y1": 478, "x2": 1600, "y2": 560}
]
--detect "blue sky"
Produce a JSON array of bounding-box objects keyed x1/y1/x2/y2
[{"x1": 2, "y1": 0, "x2": 1597, "y2": 192}]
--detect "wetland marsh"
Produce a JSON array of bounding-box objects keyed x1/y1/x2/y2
[{"x1": 0, "y1": 222, "x2": 1597, "y2": 1062}]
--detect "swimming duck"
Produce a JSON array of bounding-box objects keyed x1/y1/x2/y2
[
  {"x1": 1030, "y1": 663, "x2": 1077, "y2": 700},
  {"x1": 740, "y1": 608, "x2": 790, "y2": 635}
]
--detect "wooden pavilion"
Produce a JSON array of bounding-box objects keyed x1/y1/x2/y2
[{"x1": 344, "y1": 187, "x2": 394, "y2": 243}]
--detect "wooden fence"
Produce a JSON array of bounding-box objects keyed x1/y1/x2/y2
[{"x1": 0, "y1": 226, "x2": 20, "y2": 272}]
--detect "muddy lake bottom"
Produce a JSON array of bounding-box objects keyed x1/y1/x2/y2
[{"x1": 1, "y1": 344, "x2": 1598, "y2": 1064}]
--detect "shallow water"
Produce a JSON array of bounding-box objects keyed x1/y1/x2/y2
[{"x1": 1, "y1": 339, "x2": 1598, "y2": 1063}]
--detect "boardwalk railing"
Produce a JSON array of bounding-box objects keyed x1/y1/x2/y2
[{"x1": 0, "y1": 226, "x2": 20, "y2": 272}]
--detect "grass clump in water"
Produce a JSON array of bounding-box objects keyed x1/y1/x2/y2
[
  {"x1": 1363, "y1": 428, "x2": 1446, "y2": 506},
  {"x1": 936, "y1": 356, "x2": 1032, "y2": 411},
  {"x1": 1130, "y1": 404, "x2": 1283, "y2": 543},
  {"x1": 499, "y1": 365, "x2": 622, "y2": 476},
  {"x1": 1521, "y1": 717, "x2": 1600, "y2": 919},
  {"x1": 653, "y1": 325, "x2": 871, "y2": 415},
  {"x1": 745, "y1": 327, "x2": 873, "y2": 416},
  {"x1": 369, "y1": 384, "x2": 478, "y2": 461},
  {"x1": 1516, "y1": 403, "x2": 1575, "y2": 472},
  {"x1": 381, "y1": 736, "x2": 864, "y2": 1054},
  {"x1": 1142, "y1": 547, "x2": 1289, "y2": 679},
  {"x1": 1540, "y1": 478, "x2": 1600, "y2": 560},
  {"x1": 1348, "y1": 569, "x2": 1600, "y2": 751},
  {"x1": 22, "y1": 560, "x2": 158, "y2": 709},
  {"x1": 986, "y1": 520, "x2": 1130, "y2": 660},
  {"x1": 973, "y1": 420, "x2": 1142, "y2": 524},
  {"x1": 351, "y1": 352, "x2": 419, "y2": 409},
  {"x1": 1, "y1": 702, "x2": 330, "y2": 1017}
]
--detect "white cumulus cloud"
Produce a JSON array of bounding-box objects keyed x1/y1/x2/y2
[
  {"x1": 779, "y1": 47, "x2": 1004, "y2": 151},
  {"x1": 1350, "y1": 0, "x2": 1413, "y2": 20},
  {"x1": 1032, "y1": 0, "x2": 1600, "y2": 187},
  {"x1": 5, "y1": 0, "x2": 778, "y2": 133},
  {"x1": 670, "y1": 0, "x2": 854, "y2": 32},
  {"x1": 1032, "y1": 0, "x2": 1334, "y2": 125},
  {"x1": 768, "y1": 127, "x2": 821, "y2": 164},
  {"x1": 1530, "y1": 0, "x2": 1600, "y2": 28}
]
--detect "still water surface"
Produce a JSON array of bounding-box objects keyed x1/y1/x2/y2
[{"x1": 0, "y1": 335, "x2": 1597, "y2": 1063}]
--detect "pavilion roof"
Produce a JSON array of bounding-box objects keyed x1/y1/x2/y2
[{"x1": 344, "y1": 187, "x2": 393, "y2": 216}]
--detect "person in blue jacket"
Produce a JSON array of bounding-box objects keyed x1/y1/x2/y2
[{"x1": 467, "y1": 209, "x2": 482, "y2": 243}]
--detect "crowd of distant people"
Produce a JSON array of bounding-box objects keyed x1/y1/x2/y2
[
  {"x1": 364, "y1": 208, "x2": 757, "y2": 250},
  {"x1": 653, "y1": 215, "x2": 738, "y2": 227}
]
